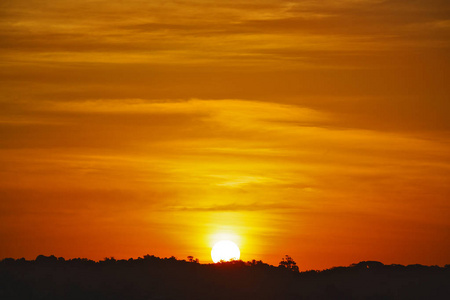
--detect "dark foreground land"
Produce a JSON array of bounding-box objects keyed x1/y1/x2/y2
[{"x1": 1, "y1": 255, "x2": 449, "y2": 299}]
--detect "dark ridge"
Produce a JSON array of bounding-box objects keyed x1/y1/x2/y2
[{"x1": 1, "y1": 255, "x2": 449, "y2": 299}]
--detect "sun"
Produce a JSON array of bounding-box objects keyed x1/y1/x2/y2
[{"x1": 211, "y1": 240, "x2": 240, "y2": 263}]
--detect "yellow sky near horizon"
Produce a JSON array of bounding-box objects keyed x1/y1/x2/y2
[{"x1": 1, "y1": 0, "x2": 449, "y2": 270}]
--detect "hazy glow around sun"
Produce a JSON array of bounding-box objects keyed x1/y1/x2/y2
[{"x1": 211, "y1": 240, "x2": 240, "y2": 263}]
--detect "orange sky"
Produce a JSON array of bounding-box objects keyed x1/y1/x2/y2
[{"x1": 1, "y1": 0, "x2": 449, "y2": 270}]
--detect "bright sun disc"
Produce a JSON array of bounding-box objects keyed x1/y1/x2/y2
[{"x1": 211, "y1": 240, "x2": 240, "y2": 263}]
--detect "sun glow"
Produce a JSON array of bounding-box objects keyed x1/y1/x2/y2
[{"x1": 211, "y1": 240, "x2": 240, "y2": 263}]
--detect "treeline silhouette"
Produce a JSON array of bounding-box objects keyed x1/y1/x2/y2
[{"x1": 1, "y1": 255, "x2": 449, "y2": 299}]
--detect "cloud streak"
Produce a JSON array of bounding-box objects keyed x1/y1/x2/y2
[{"x1": 164, "y1": 202, "x2": 301, "y2": 212}]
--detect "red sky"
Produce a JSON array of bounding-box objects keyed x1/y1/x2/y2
[{"x1": 1, "y1": 0, "x2": 449, "y2": 270}]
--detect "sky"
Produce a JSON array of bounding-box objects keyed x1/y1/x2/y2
[{"x1": 0, "y1": 0, "x2": 449, "y2": 270}]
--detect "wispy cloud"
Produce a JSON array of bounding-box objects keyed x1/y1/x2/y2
[{"x1": 163, "y1": 202, "x2": 300, "y2": 212}]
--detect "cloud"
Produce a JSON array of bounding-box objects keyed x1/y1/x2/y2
[
  {"x1": 1, "y1": 0, "x2": 448, "y2": 66},
  {"x1": 163, "y1": 202, "x2": 300, "y2": 212},
  {"x1": 1, "y1": 1, "x2": 449, "y2": 136}
]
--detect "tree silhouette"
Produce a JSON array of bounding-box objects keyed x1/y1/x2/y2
[
  {"x1": 278, "y1": 255, "x2": 299, "y2": 272},
  {"x1": 1, "y1": 255, "x2": 449, "y2": 299},
  {"x1": 187, "y1": 256, "x2": 199, "y2": 263}
]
